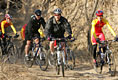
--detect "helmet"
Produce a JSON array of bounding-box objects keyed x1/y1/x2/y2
[
  {"x1": 35, "y1": 9, "x2": 41, "y2": 16},
  {"x1": 5, "y1": 14, "x2": 12, "y2": 19},
  {"x1": 53, "y1": 8, "x2": 62, "y2": 14},
  {"x1": 96, "y1": 10, "x2": 103, "y2": 16}
]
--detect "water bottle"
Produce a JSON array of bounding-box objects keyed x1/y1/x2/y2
[
  {"x1": 57, "y1": 51, "x2": 61, "y2": 65},
  {"x1": 101, "y1": 53, "x2": 104, "y2": 59},
  {"x1": 33, "y1": 51, "x2": 35, "y2": 56}
]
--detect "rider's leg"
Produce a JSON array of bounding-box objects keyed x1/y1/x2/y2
[
  {"x1": 91, "y1": 35, "x2": 97, "y2": 63},
  {"x1": 34, "y1": 38, "x2": 40, "y2": 55},
  {"x1": 25, "y1": 40, "x2": 31, "y2": 57},
  {"x1": 34, "y1": 38, "x2": 39, "y2": 46},
  {"x1": 2, "y1": 37, "x2": 6, "y2": 47},
  {"x1": 92, "y1": 44, "x2": 97, "y2": 63},
  {"x1": 50, "y1": 41, "x2": 54, "y2": 55}
]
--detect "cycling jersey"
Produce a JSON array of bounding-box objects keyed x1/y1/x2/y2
[
  {"x1": 91, "y1": 18, "x2": 116, "y2": 45},
  {"x1": 21, "y1": 24, "x2": 45, "y2": 40},
  {"x1": 0, "y1": 20, "x2": 16, "y2": 34},
  {"x1": 45, "y1": 16, "x2": 72, "y2": 38},
  {"x1": 25, "y1": 15, "x2": 45, "y2": 40},
  {"x1": 21, "y1": 24, "x2": 27, "y2": 40}
]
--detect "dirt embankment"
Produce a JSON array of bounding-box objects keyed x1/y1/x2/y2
[{"x1": 0, "y1": 0, "x2": 118, "y2": 80}]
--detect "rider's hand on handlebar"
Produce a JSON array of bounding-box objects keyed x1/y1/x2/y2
[
  {"x1": 96, "y1": 38, "x2": 100, "y2": 43},
  {"x1": 42, "y1": 37, "x2": 46, "y2": 41},
  {"x1": 3, "y1": 34, "x2": 7, "y2": 38},
  {"x1": 67, "y1": 35, "x2": 72, "y2": 39},
  {"x1": 114, "y1": 36, "x2": 118, "y2": 41},
  {"x1": 47, "y1": 37, "x2": 52, "y2": 41},
  {"x1": 14, "y1": 33, "x2": 19, "y2": 38}
]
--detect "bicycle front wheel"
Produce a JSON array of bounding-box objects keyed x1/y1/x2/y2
[
  {"x1": 108, "y1": 52, "x2": 116, "y2": 76},
  {"x1": 93, "y1": 52, "x2": 102, "y2": 74},
  {"x1": 67, "y1": 50, "x2": 75, "y2": 70},
  {"x1": 7, "y1": 44, "x2": 18, "y2": 64},
  {"x1": 36, "y1": 48, "x2": 48, "y2": 71},
  {"x1": 24, "y1": 50, "x2": 33, "y2": 68}
]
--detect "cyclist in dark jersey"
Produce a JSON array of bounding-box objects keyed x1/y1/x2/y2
[
  {"x1": 45, "y1": 8, "x2": 72, "y2": 64},
  {"x1": 25, "y1": 9, "x2": 46, "y2": 60}
]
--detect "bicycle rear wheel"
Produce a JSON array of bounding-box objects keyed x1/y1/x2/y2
[
  {"x1": 24, "y1": 50, "x2": 33, "y2": 68},
  {"x1": 0, "y1": 46, "x2": 3, "y2": 61},
  {"x1": 7, "y1": 44, "x2": 18, "y2": 64},
  {"x1": 93, "y1": 52, "x2": 102, "y2": 74},
  {"x1": 67, "y1": 50, "x2": 75, "y2": 70},
  {"x1": 1, "y1": 44, "x2": 17, "y2": 73},
  {"x1": 108, "y1": 52, "x2": 116, "y2": 76},
  {"x1": 36, "y1": 48, "x2": 48, "y2": 71}
]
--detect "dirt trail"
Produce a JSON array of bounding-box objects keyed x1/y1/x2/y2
[{"x1": 0, "y1": 61, "x2": 118, "y2": 80}]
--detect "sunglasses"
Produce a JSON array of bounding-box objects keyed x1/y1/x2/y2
[
  {"x1": 54, "y1": 14, "x2": 61, "y2": 16},
  {"x1": 96, "y1": 10, "x2": 103, "y2": 14}
]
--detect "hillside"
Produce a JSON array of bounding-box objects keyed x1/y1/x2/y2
[
  {"x1": 1, "y1": 0, "x2": 118, "y2": 49},
  {"x1": 1, "y1": 0, "x2": 118, "y2": 79}
]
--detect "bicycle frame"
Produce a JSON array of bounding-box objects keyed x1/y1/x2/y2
[
  {"x1": 96, "y1": 40, "x2": 116, "y2": 74},
  {"x1": 56, "y1": 41, "x2": 65, "y2": 65}
]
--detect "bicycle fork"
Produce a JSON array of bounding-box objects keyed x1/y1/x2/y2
[
  {"x1": 106, "y1": 49, "x2": 112, "y2": 71},
  {"x1": 57, "y1": 50, "x2": 65, "y2": 65}
]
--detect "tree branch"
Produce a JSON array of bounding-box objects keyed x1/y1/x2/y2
[{"x1": 90, "y1": 0, "x2": 99, "y2": 22}]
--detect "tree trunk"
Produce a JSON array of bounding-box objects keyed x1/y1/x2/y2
[{"x1": 6, "y1": 0, "x2": 10, "y2": 14}]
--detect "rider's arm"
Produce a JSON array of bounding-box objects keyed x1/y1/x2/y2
[
  {"x1": 91, "y1": 20, "x2": 97, "y2": 39},
  {"x1": 27, "y1": 19, "x2": 33, "y2": 37},
  {"x1": 1, "y1": 21, "x2": 6, "y2": 34},
  {"x1": 41, "y1": 17, "x2": 46, "y2": 29},
  {"x1": 105, "y1": 20, "x2": 116, "y2": 37},
  {"x1": 45, "y1": 18, "x2": 52, "y2": 37},
  {"x1": 10, "y1": 23, "x2": 17, "y2": 34},
  {"x1": 64, "y1": 18, "x2": 72, "y2": 35}
]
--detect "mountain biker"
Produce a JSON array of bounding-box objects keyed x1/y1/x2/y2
[
  {"x1": 45, "y1": 8, "x2": 72, "y2": 64},
  {"x1": 25, "y1": 9, "x2": 46, "y2": 60},
  {"x1": 91, "y1": 10, "x2": 118, "y2": 66},
  {"x1": 0, "y1": 14, "x2": 19, "y2": 48}
]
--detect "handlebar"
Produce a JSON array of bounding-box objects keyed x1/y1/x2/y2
[
  {"x1": 50, "y1": 37, "x2": 75, "y2": 42},
  {"x1": 6, "y1": 35, "x2": 18, "y2": 39},
  {"x1": 98, "y1": 40, "x2": 117, "y2": 47}
]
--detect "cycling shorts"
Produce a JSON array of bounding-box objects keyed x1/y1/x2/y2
[{"x1": 92, "y1": 33, "x2": 105, "y2": 45}]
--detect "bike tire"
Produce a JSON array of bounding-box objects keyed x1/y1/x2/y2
[
  {"x1": 56, "y1": 64, "x2": 60, "y2": 75},
  {"x1": 7, "y1": 43, "x2": 17, "y2": 64},
  {"x1": 108, "y1": 52, "x2": 116, "y2": 76},
  {"x1": 93, "y1": 52, "x2": 102, "y2": 74},
  {"x1": 60, "y1": 52, "x2": 65, "y2": 77},
  {"x1": 36, "y1": 48, "x2": 48, "y2": 71},
  {"x1": 0, "y1": 46, "x2": 3, "y2": 61},
  {"x1": 61, "y1": 58, "x2": 65, "y2": 77},
  {"x1": 24, "y1": 50, "x2": 33, "y2": 68},
  {"x1": 67, "y1": 50, "x2": 75, "y2": 70}
]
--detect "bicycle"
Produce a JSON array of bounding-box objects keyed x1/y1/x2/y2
[
  {"x1": 24, "y1": 38, "x2": 48, "y2": 71},
  {"x1": 0, "y1": 35, "x2": 19, "y2": 73},
  {"x1": 48, "y1": 37, "x2": 75, "y2": 77},
  {"x1": 93, "y1": 40, "x2": 116, "y2": 76}
]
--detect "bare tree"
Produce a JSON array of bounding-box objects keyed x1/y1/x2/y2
[
  {"x1": 85, "y1": 0, "x2": 99, "y2": 53},
  {"x1": 6, "y1": 0, "x2": 10, "y2": 14}
]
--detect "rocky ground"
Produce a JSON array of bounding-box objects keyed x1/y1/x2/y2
[{"x1": 1, "y1": 61, "x2": 118, "y2": 80}]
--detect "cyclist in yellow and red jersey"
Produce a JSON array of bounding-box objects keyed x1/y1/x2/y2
[
  {"x1": 0, "y1": 14, "x2": 19, "y2": 37},
  {"x1": 0, "y1": 14, "x2": 19, "y2": 49},
  {"x1": 91, "y1": 10, "x2": 118, "y2": 66}
]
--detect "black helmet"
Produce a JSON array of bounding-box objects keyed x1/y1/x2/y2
[
  {"x1": 35, "y1": 9, "x2": 41, "y2": 16},
  {"x1": 53, "y1": 8, "x2": 62, "y2": 14}
]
